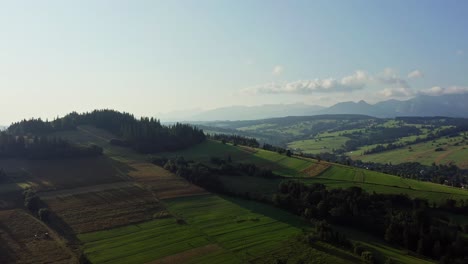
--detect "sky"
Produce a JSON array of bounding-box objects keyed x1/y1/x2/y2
[{"x1": 1, "y1": 0, "x2": 467, "y2": 124}]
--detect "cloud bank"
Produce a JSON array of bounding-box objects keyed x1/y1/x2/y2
[
  {"x1": 419, "y1": 86, "x2": 468, "y2": 96},
  {"x1": 244, "y1": 70, "x2": 370, "y2": 94}
]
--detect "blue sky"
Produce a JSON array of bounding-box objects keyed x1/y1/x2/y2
[{"x1": 0, "y1": 0, "x2": 467, "y2": 123}]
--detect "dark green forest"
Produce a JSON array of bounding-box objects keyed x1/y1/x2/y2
[{"x1": 7, "y1": 109, "x2": 205, "y2": 154}]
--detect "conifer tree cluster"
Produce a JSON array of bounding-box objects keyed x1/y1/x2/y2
[{"x1": 7, "y1": 109, "x2": 205, "y2": 154}]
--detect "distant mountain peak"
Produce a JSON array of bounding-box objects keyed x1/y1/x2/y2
[{"x1": 319, "y1": 93, "x2": 468, "y2": 118}]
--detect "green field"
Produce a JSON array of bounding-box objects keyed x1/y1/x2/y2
[
  {"x1": 308, "y1": 165, "x2": 468, "y2": 204},
  {"x1": 288, "y1": 136, "x2": 349, "y2": 154},
  {"x1": 79, "y1": 218, "x2": 222, "y2": 264},
  {"x1": 350, "y1": 135, "x2": 468, "y2": 168},
  {"x1": 79, "y1": 194, "x2": 361, "y2": 264}
]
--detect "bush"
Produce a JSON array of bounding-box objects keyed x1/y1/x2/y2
[
  {"x1": 361, "y1": 251, "x2": 374, "y2": 264},
  {"x1": 38, "y1": 208, "x2": 49, "y2": 222}
]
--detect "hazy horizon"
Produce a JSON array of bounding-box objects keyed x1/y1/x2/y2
[{"x1": 1, "y1": 1, "x2": 468, "y2": 124}]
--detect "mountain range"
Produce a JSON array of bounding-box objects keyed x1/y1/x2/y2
[{"x1": 160, "y1": 93, "x2": 468, "y2": 121}]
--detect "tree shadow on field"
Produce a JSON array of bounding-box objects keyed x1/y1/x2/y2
[
  {"x1": 47, "y1": 211, "x2": 80, "y2": 244},
  {"x1": 220, "y1": 195, "x2": 308, "y2": 230}
]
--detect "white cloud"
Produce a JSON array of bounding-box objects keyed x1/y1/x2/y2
[
  {"x1": 379, "y1": 87, "x2": 414, "y2": 98},
  {"x1": 407, "y1": 70, "x2": 423, "y2": 79},
  {"x1": 243, "y1": 70, "x2": 370, "y2": 95},
  {"x1": 457, "y1": 49, "x2": 465, "y2": 56},
  {"x1": 272, "y1": 65, "x2": 284, "y2": 75},
  {"x1": 419, "y1": 86, "x2": 468, "y2": 96},
  {"x1": 378, "y1": 68, "x2": 409, "y2": 88}
]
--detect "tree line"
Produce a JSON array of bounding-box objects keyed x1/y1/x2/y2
[
  {"x1": 0, "y1": 132, "x2": 102, "y2": 159},
  {"x1": 207, "y1": 134, "x2": 260, "y2": 148}
]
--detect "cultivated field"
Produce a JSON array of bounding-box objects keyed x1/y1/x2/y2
[
  {"x1": 301, "y1": 161, "x2": 331, "y2": 177},
  {"x1": 288, "y1": 135, "x2": 349, "y2": 154},
  {"x1": 0, "y1": 209, "x2": 76, "y2": 264},
  {"x1": 127, "y1": 162, "x2": 208, "y2": 199},
  {"x1": 41, "y1": 184, "x2": 169, "y2": 234},
  {"x1": 79, "y1": 218, "x2": 223, "y2": 264}
]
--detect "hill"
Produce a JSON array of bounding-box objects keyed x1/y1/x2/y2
[{"x1": 1, "y1": 111, "x2": 467, "y2": 263}]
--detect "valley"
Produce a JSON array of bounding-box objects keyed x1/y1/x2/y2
[{"x1": 0, "y1": 111, "x2": 467, "y2": 264}]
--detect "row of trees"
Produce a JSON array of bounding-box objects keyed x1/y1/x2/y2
[
  {"x1": 0, "y1": 132, "x2": 102, "y2": 159},
  {"x1": 208, "y1": 134, "x2": 260, "y2": 147},
  {"x1": 152, "y1": 156, "x2": 278, "y2": 192},
  {"x1": 273, "y1": 180, "x2": 468, "y2": 263}
]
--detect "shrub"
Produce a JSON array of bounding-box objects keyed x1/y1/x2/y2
[
  {"x1": 361, "y1": 251, "x2": 374, "y2": 264},
  {"x1": 38, "y1": 208, "x2": 49, "y2": 222}
]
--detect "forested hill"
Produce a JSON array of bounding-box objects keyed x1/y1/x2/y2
[{"x1": 7, "y1": 109, "x2": 206, "y2": 153}]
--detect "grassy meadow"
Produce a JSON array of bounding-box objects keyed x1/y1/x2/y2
[{"x1": 350, "y1": 135, "x2": 468, "y2": 168}]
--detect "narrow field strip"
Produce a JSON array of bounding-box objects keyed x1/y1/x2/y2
[{"x1": 79, "y1": 218, "x2": 211, "y2": 264}]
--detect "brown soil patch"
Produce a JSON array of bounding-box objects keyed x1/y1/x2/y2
[
  {"x1": 147, "y1": 244, "x2": 222, "y2": 264},
  {"x1": 42, "y1": 185, "x2": 169, "y2": 234},
  {"x1": 239, "y1": 146, "x2": 258, "y2": 154},
  {"x1": 302, "y1": 163, "x2": 331, "y2": 177},
  {"x1": 128, "y1": 162, "x2": 208, "y2": 199},
  {"x1": 0, "y1": 209, "x2": 76, "y2": 264}
]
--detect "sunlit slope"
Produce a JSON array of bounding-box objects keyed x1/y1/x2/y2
[
  {"x1": 349, "y1": 135, "x2": 468, "y2": 169},
  {"x1": 168, "y1": 140, "x2": 468, "y2": 203},
  {"x1": 159, "y1": 140, "x2": 313, "y2": 177}
]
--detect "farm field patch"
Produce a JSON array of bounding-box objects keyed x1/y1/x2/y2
[
  {"x1": 301, "y1": 162, "x2": 331, "y2": 177},
  {"x1": 288, "y1": 136, "x2": 349, "y2": 154},
  {"x1": 127, "y1": 162, "x2": 208, "y2": 199},
  {"x1": 350, "y1": 135, "x2": 468, "y2": 168},
  {"x1": 0, "y1": 209, "x2": 76, "y2": 264},
  {"x1": 41, "y1": 185, "x2": 168, "y2": 234},
  {"x1": 79, "y1": 218, "x2": 221, "y2": 264},
  {"x1": 164, "y1": 194, "x2": 307, "y2": 262}
]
